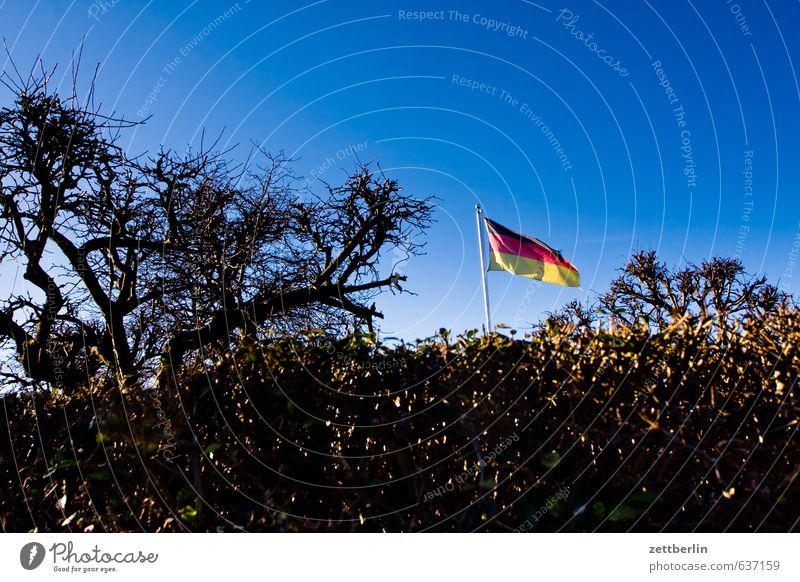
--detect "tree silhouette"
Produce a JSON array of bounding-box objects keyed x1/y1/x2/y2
[
  {"x1": 0, "y1": 66, "x2": 433, "y2": 390},
  {"x1": 598, "y1": 250, "x2": 784, "y2": 333}
]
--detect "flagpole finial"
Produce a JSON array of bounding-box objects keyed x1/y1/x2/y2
[{"x1": 475, "y1": 204, "x2": 483, "y2": 214}]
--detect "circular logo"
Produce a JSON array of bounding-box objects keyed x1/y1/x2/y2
[{"x1": 20, "y1": 542, "x2": 46, "y2": 570}]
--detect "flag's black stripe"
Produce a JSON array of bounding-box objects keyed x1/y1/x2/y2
[{"x1": 484, "y1": 217, "x2": 561, "y2": 257}]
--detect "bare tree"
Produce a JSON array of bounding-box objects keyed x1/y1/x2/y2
[
  {"x1": 0, "y1": 66, "x2": 433, "y2": 390},
  {"x1": 598, "y1": 250, "x2": 784, "y2": 333}
]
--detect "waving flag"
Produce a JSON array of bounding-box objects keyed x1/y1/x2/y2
[{"x1": 484, "y1": 217, "x2": 580, "y2": 288}]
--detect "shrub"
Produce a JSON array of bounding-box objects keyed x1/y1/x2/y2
[{"x1": 2, "y1": 299, "x2": 798, "y2": 532}]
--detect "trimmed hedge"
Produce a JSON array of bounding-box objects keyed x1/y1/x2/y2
[{"x1": 2, "y1": 305, "x2": 798, "y2": 532}]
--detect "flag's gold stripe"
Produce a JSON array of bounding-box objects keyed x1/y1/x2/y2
[{"x1": 489, "y1": 251, "x2": 581, "y2": 288}]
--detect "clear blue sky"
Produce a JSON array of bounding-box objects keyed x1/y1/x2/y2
[{"x1": 2, "y1": 0, "x2": 799, "y2": 340}]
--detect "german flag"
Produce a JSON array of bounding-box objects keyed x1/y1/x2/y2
[{"x1": 484, "y1": 217, "x2": 580, "y2": 288}]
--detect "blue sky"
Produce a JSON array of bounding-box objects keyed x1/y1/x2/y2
[{"x1": 2, "y1": 0, "x2": 799, "y2": 340}]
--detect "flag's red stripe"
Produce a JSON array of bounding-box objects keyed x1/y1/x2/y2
[{"x1": 487, "y1": 228, "x2": 577, "y2": 271}]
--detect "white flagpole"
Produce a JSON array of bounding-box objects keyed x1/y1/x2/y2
[{"x1": 475, "y1": 205, "x2": 492, "y2": 334}]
